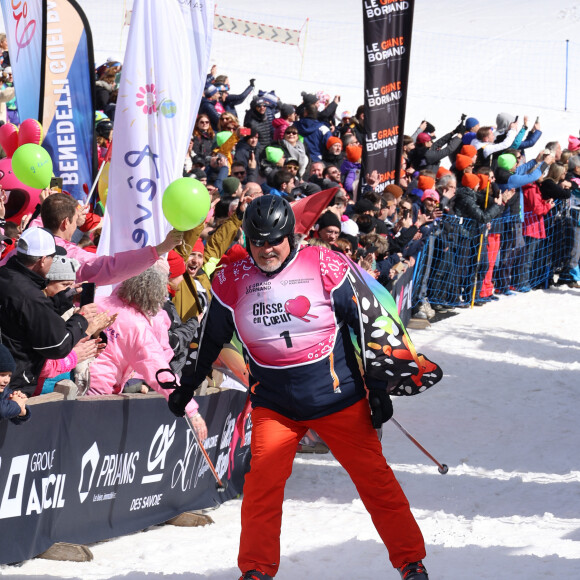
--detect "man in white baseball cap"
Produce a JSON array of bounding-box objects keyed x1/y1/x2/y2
[{"x1": 0, "y1": 227, "x2": 94, "y2": 395}]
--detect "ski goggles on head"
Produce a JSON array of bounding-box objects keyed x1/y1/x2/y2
[{"x1": 249, "y1": 236, "x2": 285, "y2": 248}]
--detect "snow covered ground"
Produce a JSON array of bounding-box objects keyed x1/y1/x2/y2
[
  {"x1": 1, "y1": 1, "x2": 580, "y2": 579},
  {"x1": 4, "y1": 287, "x2": 580, "y2": 579}
]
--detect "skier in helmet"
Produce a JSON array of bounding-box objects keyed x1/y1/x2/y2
[{"x1": 169, "y1": 195, "x2": 442, "y2": 580}]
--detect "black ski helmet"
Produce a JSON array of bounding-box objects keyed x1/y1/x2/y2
[
  {"x1": 96, "y1": 120, "x2": 114, "y2": 139},
  {"x1": 243, "y1": 195, "x2": 295, "y2": 245}
]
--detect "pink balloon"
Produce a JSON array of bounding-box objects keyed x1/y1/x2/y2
[
  {"x1": 0, "y1": 123, "x2": 19, "y2": 157},
  {"x1": 18, "y1": 118, "x2": 44, "y2": 147}
]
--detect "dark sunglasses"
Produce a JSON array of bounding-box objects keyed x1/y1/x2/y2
[
  {"x1": 250, "y1": 236, "x2": 285, "y2": 248},
  {"x1": 285, "y1": 131, "x2": 298, "y2": 135},
  {"x1": 233, "y1": 170, "x2": 246, "y2": 176}
]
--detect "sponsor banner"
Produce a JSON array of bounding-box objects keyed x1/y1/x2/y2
[
  {"x1": 0, "y1": 390, "x2": 251, "y2": 565},
  {"x1": 392, "y1": 262, "x2": 414, "y2": 325},
  {"x1": 362, "y1": 0, "x2": 415, "y2": 193},
  {"x1": 0, "y1": 0, "x2": 43, "y2": 122},
  {"x1": 40, "y1": 0, "x2": 96, "y2": 201},
  {"x1": 97, "y1": 0, "x2": 214, "y2": 259}
]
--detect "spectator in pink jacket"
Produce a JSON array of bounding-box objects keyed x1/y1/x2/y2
[
  {"x1": 88, "y1": 264, "x2": 207, "y2": 441},
  {"x1": 272, "y1": 104, "x2": 296, "y2": 141}
]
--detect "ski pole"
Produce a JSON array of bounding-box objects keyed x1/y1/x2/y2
[
  {"x1": 183, "y1": 414, "x2": 228, "y2": 493},
  {"x1": 156, "y1": 368, "x2": 227, "y2": 492},
  {"x1": 390, "y1": 417, "x2": 449, "y2": 474}
]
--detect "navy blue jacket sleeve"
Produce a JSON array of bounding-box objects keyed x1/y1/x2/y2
[{"x1": 181, "y1": 297, "x2": 236, "y2": 390}]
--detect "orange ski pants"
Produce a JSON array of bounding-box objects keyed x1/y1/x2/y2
[{"x1": 238, "y1": 399, "x2": 426, "y2": 577}]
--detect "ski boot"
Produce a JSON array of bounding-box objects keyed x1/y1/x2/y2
[
  {"x1": 239, "y1": 570, "x2": 273, "y2": 580},
  {"x1": 399, "y1": 561, "x2": 429, "y2": 579}
]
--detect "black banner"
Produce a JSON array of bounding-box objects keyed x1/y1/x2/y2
[
  {"x1": 391, "y1": 263, "x2": 414, "y2": 325},
  {"x1": 362, "y1": 0, "x2": 415, "y2": 193},
  {"x1": 0, "y1": 390, "x2": 251, "y2": 564}
]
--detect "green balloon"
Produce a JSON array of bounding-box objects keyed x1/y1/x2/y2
[
  {"x1": 12, "y1": 144, "x2": 53, "y2": 189},
  {"x1": 162, "y1": 178, "x2": 211, "y2": 231}
]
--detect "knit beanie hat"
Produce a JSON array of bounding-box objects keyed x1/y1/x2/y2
[
  {"x1": 345, "y1": 144, "x2": 362, "y2": 163},
  {"x1": 354, "y1": 198, "x2": 376, "y2": 214},
  {"x1": 204, "y1": 85, "x2": 218, "y2": 98},
  {"x1": 301, "y1": 91, "x2": 318, "y2": 106},
  {"x1": 462, "y1": 173, "x2": 480, "y2": 189},
  {"x1": 478, "y1": 174, "x2": 490, "y2": 192},
  {"x1": 192, "y1": 238, "x2": 204, "y2": 255},
  {"x1": 317, "y1": 211, "x2": 341, "y2": 231},
  {"x1": 497, "y1": 153, "x2": 517, "y2": 171},
  {"x1": 0, "y1": 344, "x2": 15, "y2": 374},
  {"x1": 279, "y1": 103, "x2": 295, "y2": 119},
  {"x1": 46, "y1": 256, "x2": 80, "y2": 281},
  {"x1": 436, "y1": 167, "x2": 451, "y2": 180},
  {"x1": 465, "y1": 117, "x2": 479, "y2": 131},
  {"x1": 326, "y1": 136, "x2": 342, "y2": 150},
  {"x1": 461, "y1": 144, "x2": 477, "y2": 159},
  {"x1": 215, "y1": 131, "x2": 232, "y2": 147},
  {"x1": 416, "y1": 132, "x2": 432, "y2": 145},
  {"x1": 421, "y1": 189, "x2": 440, "y2": 202},
  {"x1": 385, "y1": 184, "x2": 404, "y2": 198},
  {"x1": 462, "y1": 132, "x2": 476, "y2": 145},
  {"x1": 167, "y1": 250, "x2": 186, "y2": 279},
  {"x1": 222, "y1": 176, "x2": 241, "y2": 196},
  {"x1": 455, "y1": 154, "x2": 473, "y2": 172},
  {"x1": 341, "y1": 219, "x2": 359, "y2": 237},
  {"x1": 265, "y1": 146, "x2": 285, "y2": 164},
  {"x1": 417, "y1": 175, "x2": 435, "y2": 191}
]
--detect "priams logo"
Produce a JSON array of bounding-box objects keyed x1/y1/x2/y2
[{"x1": 77, "y1": 442, "x2": 139, "y2": 504}]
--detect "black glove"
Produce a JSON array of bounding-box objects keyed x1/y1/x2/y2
[
  {"x1": 453, "y1": 122, "x2": 466, "y2": 136},
  {"x1": 168, "y1": 386, "x2": 194, "y2": 417},
  {"x1": 249, "y1": 78, "x2": 255, "y2": 87},
  {"x1": 368, "y1": 390, "x2": 393, "y2": 428}
]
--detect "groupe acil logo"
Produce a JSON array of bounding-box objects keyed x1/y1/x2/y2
[{"x1": 77, "y1": 422, "x2": 176, "y2": 503}]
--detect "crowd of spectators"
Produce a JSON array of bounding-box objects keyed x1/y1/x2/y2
[{"x1": 1, "y1": 54, "x2": 579, "y2": 426}]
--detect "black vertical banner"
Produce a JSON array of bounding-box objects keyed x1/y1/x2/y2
[{"x1": 362, "y1": 0, "x2": 415, "y2": 194}]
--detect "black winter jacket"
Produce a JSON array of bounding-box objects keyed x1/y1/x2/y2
[
  {"x1": 0, "y1": 257, "x2": 88, "y2": 395},
  {"x1": 454, "y1": 186, "x2": 504, "y2": 225},
  {"x1": 243, "y1": 107, "x2": 273, "y2": 154}
]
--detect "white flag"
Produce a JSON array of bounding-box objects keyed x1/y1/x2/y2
[{"x1": 98, "y1": 0, "x2": 213, "y2": 258}]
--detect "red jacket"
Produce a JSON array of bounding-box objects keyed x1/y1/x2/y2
[{"x1": 523, "y1": 183, "x2": 552, "y2": 239}]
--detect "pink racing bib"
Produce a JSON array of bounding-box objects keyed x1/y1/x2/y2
[{"x1": 212, "y1": 246, "x2": 349, "y2": 368}]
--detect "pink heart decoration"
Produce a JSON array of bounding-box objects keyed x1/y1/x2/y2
[{"x1": 285, "y1": 296, "x2": 311, "y2": 318}]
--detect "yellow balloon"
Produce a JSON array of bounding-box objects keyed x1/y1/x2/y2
[{"x1": 98, "y1": 162, "x2": 110, "y2": 205}]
